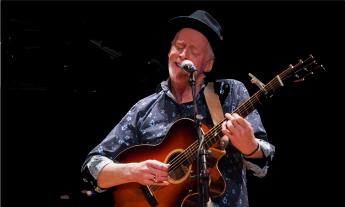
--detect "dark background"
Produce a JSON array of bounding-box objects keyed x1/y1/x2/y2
[{"x1": 2, "y1": 1, "x2": 344, "y2": 207}]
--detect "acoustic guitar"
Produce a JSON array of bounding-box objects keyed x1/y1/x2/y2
[{"x1": 113, "y1": 55, "x2": 324, "y2": 207}]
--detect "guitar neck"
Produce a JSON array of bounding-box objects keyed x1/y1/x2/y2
[
  {"x1": 203, "y1": 74, "x2": 286, "y2": 149},
  {"x1": 178, "y1": 77, "x2": 282, "y2": 168},
  {"x1": 172, "y1": 54, "x2": 323, "y2": 173}
]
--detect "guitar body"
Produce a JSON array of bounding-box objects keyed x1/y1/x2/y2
[
  {"x1": 113, "y1": 118, "x2": 226, "y2": 207},
  {"x1": 181, "y1": 147, "x2": 226, "y2": 207},
  {"x1": 112, "y1": 54, "x2": 324, "y2": 206}
]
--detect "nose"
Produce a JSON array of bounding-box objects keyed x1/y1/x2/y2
[{"x1": 179, "y1": 48, "x2": 190, "y2": 60}]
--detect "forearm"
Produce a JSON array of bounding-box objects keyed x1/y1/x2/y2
[
  {"x1": 86, "y1": 155, "x2": 136, "y2": 189},
  {"x1": 85, "y1": 155, "x2": 134, "y2": 191},
  {"x1": 85, "y1": 155, "x2": 170, "y2": 191}
]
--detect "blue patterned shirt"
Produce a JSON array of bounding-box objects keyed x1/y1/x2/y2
[{"x1": 81, "y1": 79, "x2": 275, "y2": 207}]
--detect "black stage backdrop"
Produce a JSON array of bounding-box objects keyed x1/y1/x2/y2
[{"x1": 2, "y1": 1, "x2": 344, "y2": 207}]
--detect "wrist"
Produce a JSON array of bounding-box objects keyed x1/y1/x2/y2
[
  {"x1": 124, "y1": 163, "x2": 136, "y2": 183},
  {"x1": 242, "y1": 142, "x2": 260, "y2": 157}
]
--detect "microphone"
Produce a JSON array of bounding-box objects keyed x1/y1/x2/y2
[{"x1": 180, "y1": 60, "x2": 197, "y2": 73}]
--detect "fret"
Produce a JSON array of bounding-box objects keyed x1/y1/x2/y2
[{"x1": 177, "y1": 54, "x2": 323, "y2": 177}]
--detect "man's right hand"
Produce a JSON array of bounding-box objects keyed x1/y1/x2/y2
[{"x1": 128, "y1": 160, "x2": 170, "y2": 186}]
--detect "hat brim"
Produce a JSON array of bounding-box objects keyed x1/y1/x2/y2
[{"x1": 169, "y1": 16, "x2": 221, "y2": 52}]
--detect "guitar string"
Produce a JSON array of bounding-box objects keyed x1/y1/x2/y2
[
  {"x1": 150, "y1": 58, "x2": 316, "y2": 192},
  {"x1": 150, "y1": 60, "x2": 317, "y2": 192},
  {"x1": 165, "y1": 79, "x2": 277, "y2": 172},
  {"x1": 151, "y1": 59, "x2": 317, "y2": 193},
  {"x1": 162, "y1": 76, "x2": 282, "y2": 180},
  {"x1": 165, "y1": 61, "x2": 300, "y2": 173},
  {"x1": 150, "y1": 88, "x2": 265, "y2": 192},
  {"x1": 165, "y1": 79, "x2": 277, "y2": 175}
]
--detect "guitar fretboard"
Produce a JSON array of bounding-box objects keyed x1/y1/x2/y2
[{"x1": 150, "y1": 55, "x2": 322, "y2": 192}]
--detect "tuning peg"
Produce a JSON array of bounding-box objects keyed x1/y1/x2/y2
[
  {"x1": 320, "y1": 64, "x2": 327, "y2": 72},
  {"x1": 293, "y1": 70, "x2": 316, "y2": 83},
  {"x1": 294, "y1": 73, "x2": 300, "y2": 79},
  {"x1": 293, "y1": 77, "x2": 305, "y2": 83}
]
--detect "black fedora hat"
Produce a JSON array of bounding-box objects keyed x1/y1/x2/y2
[{"x1": 169, "y1": 10, "x2": 224, "y2": 55}]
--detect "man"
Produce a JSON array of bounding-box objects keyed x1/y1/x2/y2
[{"x1": 81, "y1": 10, "x2": 275, "y2": 207}]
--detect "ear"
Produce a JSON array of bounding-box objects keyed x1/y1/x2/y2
[{"x1": 204, "y1": 58, "x2": 214, "y2": 73}]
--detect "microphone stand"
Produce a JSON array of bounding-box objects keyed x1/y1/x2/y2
[{"x1": 188, "y1": 72, "x2": 209, "y2": 207}]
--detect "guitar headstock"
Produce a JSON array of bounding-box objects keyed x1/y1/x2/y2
[
  {"x1": 238, "y1": 54, "x2": 325, "y2": 118},
  {"x1": 283, "y1": 54, "x2": 326, "y2": 84}
]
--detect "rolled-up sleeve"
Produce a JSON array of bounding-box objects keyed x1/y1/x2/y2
[{"x1": 81, "y1": 102, "x2": 143, "y2": 192}]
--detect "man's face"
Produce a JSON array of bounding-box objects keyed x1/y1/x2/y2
[{"x1": 168, "y1": 28, "x2": 213, "y2": 83}]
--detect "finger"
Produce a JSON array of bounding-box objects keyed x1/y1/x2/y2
[
  {"x1": 158, "y1": 175, "x2": 168, "y2": 181},
  {"x1": 155, "y1": 169, "x2": 168, "y2": 178},
  {"x1": 151, "y1": 180, "x2": 170, "y2": 186},
  {"x1": 233, "y1": 116, "x2": 253, "y2": 135},
  {"x1": 222, "y1": 121, "x2": 228, "y2": 131},
  {"x1": 147, "y1": 160, "x2": 169, "y2": 170},
  {"x1": 156, "y1": 171, "x2": 169, "y2": 180},
  {"x1": 147, "y1": 161, "x2": 170, "y2": 177},
  {"x1": 226, "y1": 119, "x2": 237, "y2": 132},
  {"x1": 232, "y1": 113, "x2": 247, "y2": 127},
  {"x1": 222, "y1": 122, "x2": 232, "y2": 138},
  {"x1": 230, "y1": 113, "x2": 243, "y2": 127},
  {"x1": 232, "y1": 113, "x2": 241, "y2": 119},
  {"x1": 225, "y1": 113, "x2": 234, "y2": 120},
  {"x1": 147, "y1": 172, "x2": 169, "y2": 185},
  {"x1": 225, "y1": 113, "x2": 239, "y2": 129},
  {"x1": 152, "y1": 174, "x2": 158, "y2": 183},
  {"x1": 148, "y1": 168, "x2": 168, "y2": 179},
  {"x1": 146, "y1": 179, "x2": 157, "y2": 186},
  {"x1": 221, "y1": 136, "x2": 230, "y2": 143}
]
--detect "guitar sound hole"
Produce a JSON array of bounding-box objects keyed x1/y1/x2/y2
[{"x1": 166, "y1": 150, "x2": 191, "y2": 183}]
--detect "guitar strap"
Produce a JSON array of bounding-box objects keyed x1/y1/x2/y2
[
  {"x1": 204, "y1": 81, "x2": 230, "y2": 150},
  {"x1": 204, "y1": 82, "x2": 224, "y2": 126},
  {"x1": 204, "y1": 82, "x2": 271, "y2": 178},
  {"x1": 204, "y1": 82, "x2": 268, "y2": 177}
]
